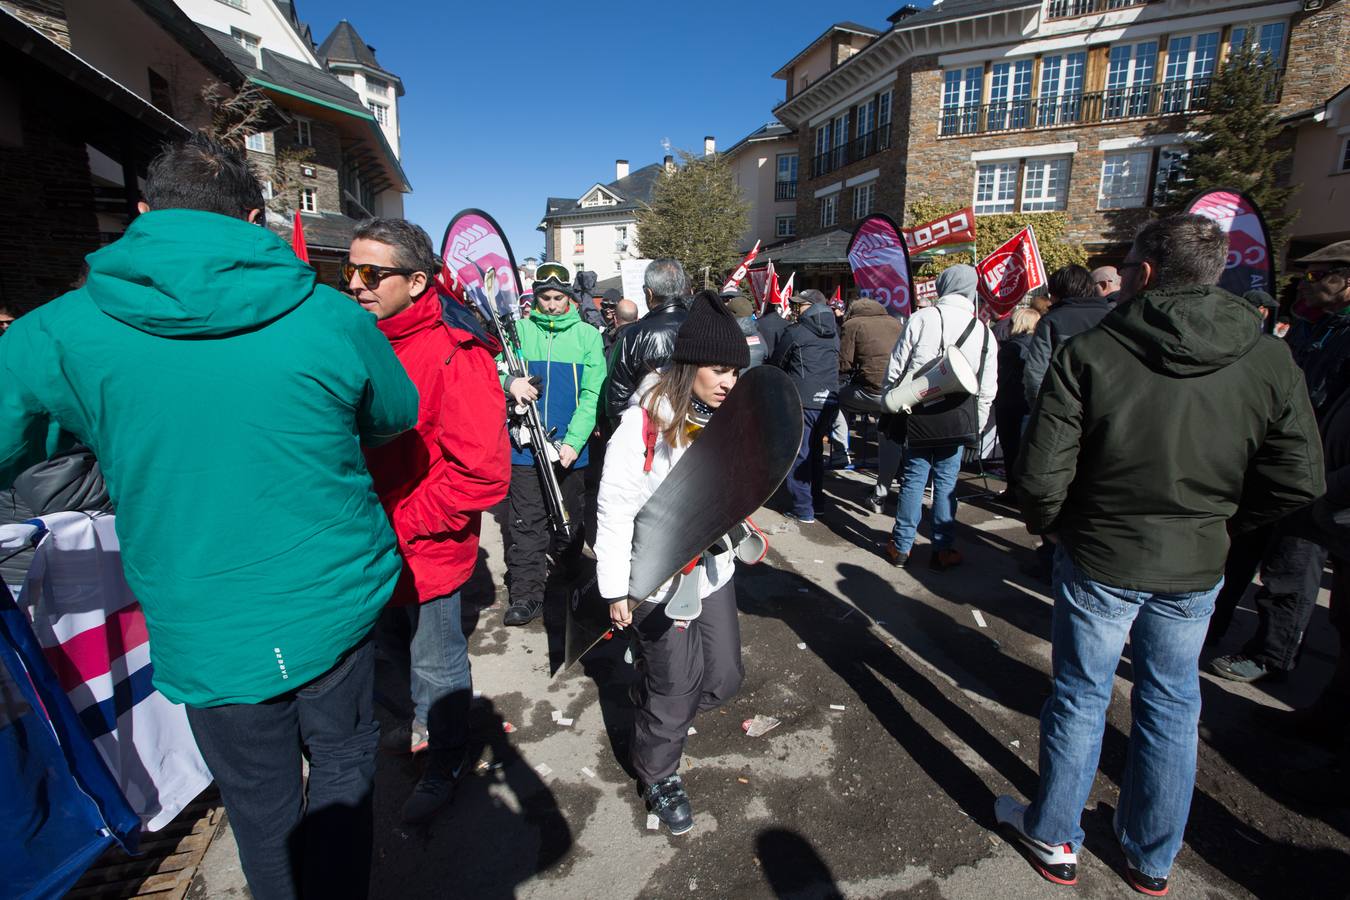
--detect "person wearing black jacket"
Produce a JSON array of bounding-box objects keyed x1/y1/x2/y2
[
  {"x1": 998, "y1": 215, "x2": 1323, "y2": 894},
  {"x1": 603, "y1": 258, "x2": 690, "y2": 423},
  {"x1": 994, "y1": 306, "x2": 1040, "y2": 497},
  {"x1": 755, "y1": 300, "x2": 790, "y2": 360},
  {"x1": 1, "y1": 444, "x2": 111, "y2": 592},
  {"x1": 770, "y1": 290, "x2": 839, "y2": 523},
  {"x1": 1021, "y1": 265, "x2": 1112, "y2": 407}
]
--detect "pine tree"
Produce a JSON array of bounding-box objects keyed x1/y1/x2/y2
[
  {"x1": 1163, "y1": 38, "x2": 1295, "y2": 245},
  {"x1": 635, "y1": 150, "x2": 749, "y2": 281}
]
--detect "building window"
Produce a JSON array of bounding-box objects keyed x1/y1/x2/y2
[
  {"x1": 231, "y1": 27, "x2": 260, "y2": 64},
  {"x1": 776, "y1": 215, "x2": 796, "y2": 238},
  {"x1": 1161, "y1": 31, "x2": 1219, "y2": 113},
  {"x1": 820, "y1": 194, "x2": 838, "y2": 228},
  {"x1": 974, "y1": 162, "x2": 1018, "y2": 214},
  {"x1": 776, "y1": 154, "x2": 798, "y2": 200},
  {"x1": 616, "y1": 225, "x2": 628, "y2": 248},
  {"x1": 336, "y1": 72, "x2": 355, "y2": 87},
  {"x1": 367, "y1": 100, "x2": 389, "y2": 126},
  {"x1": 1341, "y1": 137, "x2": 1350, "y2": 174},
  {"x1": 296, "y1": 118, "x2": 312, "y2": 146},
  {"x1": 245, "y1": 131, "x2": 268, "y2": 152},
  {"x1": 1231, "y1": 21, "x2": 1287, "y2": 65},
  {"x1": 217, "y1": 0, "x2": 246, "y2": 9},
  {"x1": 1037, "y1": 52, "x2": 1086, "y2": 126},
  {"x1": 299, "y1": 187, "x2": 317, "y2": 213},
  {"x1": 573, "y1": 228, "x2": 585, "y2": 251},
  {"x1": 1153, "y1": 146, "x2": 1188, "y2": 205},
  {"x1": 988, "y1": 59, "x2": 1032, "y2": 131},
  {"x1": 365, "y1": 76, "x2": 390, "y2": 96},
  {"x1": 1099, "y1": 151, "x2": 1151, "y2": 209},
  {"x1": 879, "y1": 89, "x2": 892, "y2": 133},
  {"x1": 1022, "y1": 157, "x2": 1070, "y2": 212},
  {"x1": 853, "y1": 182, "x2": 876, "y2": 219},
  {"x1": 147, "y1": 68, "x2": 173, "y2": 116},
  {"x1": 1105, "y1": 41, "x2": 1158, "y2": 119},
  {"x1": 941, "y1": 66, "x2": 983, "y2": 135}
]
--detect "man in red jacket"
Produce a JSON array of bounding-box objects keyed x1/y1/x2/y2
[{"x1": 347, "y1": 219, "x2": 510, "y2": 824}]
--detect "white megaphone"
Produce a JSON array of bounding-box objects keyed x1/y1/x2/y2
[{"x1": 882, "y1": 348, "x2": 979, "y2": 413}]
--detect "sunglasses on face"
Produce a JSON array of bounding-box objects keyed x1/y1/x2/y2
[
  {"x1": 534, "y1": 262, "x2": 572, "y2": 284},
  {"x1": 342, "y1": 259, "x2": 417, "y2": 290}
]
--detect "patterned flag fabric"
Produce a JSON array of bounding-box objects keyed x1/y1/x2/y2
[
  {"x1": 976, "y1": 226, "x2": 1047, "y2": 320},
  {"x1": 847, "y1": 214, "x2": 914, "y2": 317},
  {"x1": 18, "y1": 512, "x2": 212, "y2": 832},
  {"x1": 441, "y1": 209, "x2": 523, "y2": 322},
  {"x1": 722, "y1": 240, "x2": 761, "y2": 293},
  {"x1": 903, "y1": 207, "x2": 976, "y2": 255},
  {"x1": 1184, "y1": 188, "x2": 1275, "y2": 297}
]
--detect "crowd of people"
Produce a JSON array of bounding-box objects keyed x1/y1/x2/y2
[{"x1": 2, "y1": 133, "x2": 1348, "y2": 899}]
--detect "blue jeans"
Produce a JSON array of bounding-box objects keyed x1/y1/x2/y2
[
  {"x1": 377, "y1": 591, "x2": 471, "y2": 754},
  {"x1": 786, "y1": 408, "x2": 826, "y2": 519},
  {"x1": 1024, "y1": 547, "x2": 1220, "y2": 879},
  {"x1": 891, "y1": 444, "x2": 963, "y2": 552},
  {"x1": 186, "y1": 637, "x2": 377, "y2": 900}
]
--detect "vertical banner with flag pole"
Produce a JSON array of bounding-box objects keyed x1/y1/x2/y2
[
  {"x1": 291, "y1": 210, "x2": 310, "y2": 264},
  {"x1": 1184, "y1": 187, "x2": 1276, "y2": 297},
  {"x1": 722, "y1": 240, "x2": 761, "y2": 293},
  {"x1": 976, "y1": 226, "x2": 1047, "y2": 320},
  {"x1": 780, "y1": 272, "x2": 795, "y2": 309},
  {"x1": 441, "y1": 209, "x2": 524, "y2": 323},
  {"x1": 762, "y1": 260, "x2": 781, "y2": 316},
  {"x1": 847, "y1": 214, "x2": 914, "y2": 318}
]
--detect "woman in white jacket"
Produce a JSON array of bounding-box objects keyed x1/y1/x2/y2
[{"x1": 595, "y1": 291, "x2": 750, "y2": 835}]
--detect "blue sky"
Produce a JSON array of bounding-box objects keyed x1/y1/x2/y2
[{"x1": 296, "y1": 0, "x2": 930, "y2": 260}]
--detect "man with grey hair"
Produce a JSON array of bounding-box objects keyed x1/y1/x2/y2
[
  {"x1": 348, "y1": 218, "x2": 511, "y2": 824},
  {"x1": 996, "y1": 214, "x2": 1323, "y2": 894},
  {"x1": 1090, "y1": 265, "x2": 1120, "y2": 298},
  {"x1": 603, "y1": 257, "x2": 691, "y2": 422}
]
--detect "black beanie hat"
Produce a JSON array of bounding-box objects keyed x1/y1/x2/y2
[{"x1": 672, "y1": 289, "x2": 750, "y2": 369}]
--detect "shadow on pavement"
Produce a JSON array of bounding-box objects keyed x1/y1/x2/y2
[{"x1": 756, "y1": 828, "x2": 843, "y2": 900}]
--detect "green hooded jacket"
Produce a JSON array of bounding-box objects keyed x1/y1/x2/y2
[
  {"x1": 498, "y1": 304, "x2": 606, "y2": 466},
  {"x1": 0, "y1": 210, "x2": 419, "y2": 706},
  {"x1": 1016, "y1": 284, "x2": 1325, "y2": 592}
]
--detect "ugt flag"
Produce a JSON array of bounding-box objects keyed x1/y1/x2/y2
[
  {"x1": 977, "y1": 226, "x2": 1047, "y2": 320},
  {"x1": 848, "y1": 214, "x2": 913, "y2": 317},
  {"x1": 1184, "y1": 188, "x2": 1275, "y2": 297}
]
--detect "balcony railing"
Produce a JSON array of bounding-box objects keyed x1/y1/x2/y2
[
  {"x1": 1045, "y1": 0, "x2": 1147, "y2": 20},
  {"x1": 775, "y1": 180, "x2": 798, "y2": 201},
  {"x1": 811, "y1": 127, "x2": 892, "y2": 178},
  {"x1": 938, "y1": 76, "x2": 1279, "y2": 137}
]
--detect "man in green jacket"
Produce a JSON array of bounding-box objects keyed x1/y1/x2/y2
[
  {"x1": 501, "y1": 262, "x2": 607, "y2": 625},
  {"x1": 995, "y1": 214, "x2": 1324, "y2": 895},
  {"x1": 0, "y1": 135, "x2": 418, "y2": 900}
]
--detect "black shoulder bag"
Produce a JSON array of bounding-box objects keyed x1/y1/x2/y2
[{"x1": 898, "y1": 311, "x2": 990, "y2": 450}]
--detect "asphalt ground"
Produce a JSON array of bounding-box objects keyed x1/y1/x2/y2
[{"x1": 195, "y1": 462, "x2": 1350, "y2": 899}]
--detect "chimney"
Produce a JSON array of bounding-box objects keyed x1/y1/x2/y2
[
  {"x1": 703, "y1": 135, "x2": 716, "y2": 157},
  {"x1": 615, "y1": 159, "x2": 629, "y2": 179},
  {"x1": 663, "y1": 154, "x2": 674, "y2": 173}
]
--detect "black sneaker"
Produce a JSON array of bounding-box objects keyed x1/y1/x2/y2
[
  {"x1": 1125, "y1": 867, "x2": 1169, "y2": 896},
  {"x1": 644, "y1": 774, "x2": 694, "y2": 835},
  {"x1": 402, "y1": 750, "x2": 465, "y2": 824},
  {"x1": 1209, "y1": 654, "x2": 1284, "y2": 684},
  {"x1": 503, "y1": 598, "x2": 543, "y2": 626}
]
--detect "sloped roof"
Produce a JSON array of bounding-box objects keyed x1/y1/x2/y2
[
  {"x1": 284, "y1": 211, "x2": 359, "y2": 251},
  {"x1": 203, "y1": 27, "x2": 367, "y2": 116},
  {"x1": 318, "y1": 19, "x2": 386, "y2": 72},
  {"x1": 540, "y1": 161, "x2": 667, "y2": 223},
  {"x1": 723, "y1": 122, "x2": 795, "y2": 157},
  {"x1": 753, "y1": 229, "x2": 852, "y2": 266},
  {"x1": 773, "y1": 21, "x2": 881, "y2": 79},
  {"x1": 895, "y1": 0, "x2": 1038, "y2": 28}
]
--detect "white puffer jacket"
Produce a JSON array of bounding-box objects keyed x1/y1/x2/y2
[{"x1": 594, "y1": 375, "x2": 736, "y2": 603}]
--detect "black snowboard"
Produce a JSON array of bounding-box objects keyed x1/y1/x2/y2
[{"x1": 562, "y1": 365, "x2": 803, "y2": 671}]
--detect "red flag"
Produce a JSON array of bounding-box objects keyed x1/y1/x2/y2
[
  {"x1": 291, "y1": 210, "x2": 310, "y2": 264},
  {"x1": 722, "y1": 240, "x2": 761, "y2": 293},
  {"x1": 830, "y1": 285, "x2": 841, "y2": 305},
  {"x1": 976, "y1": 226, "x2": 1046, "y2": 320},
  {"x1": 765, "y1": 261, "x2": 780, "y2": 316},
  {"x1": 780, "y1": 272, "x2": 795, "y2": 311},
  {"x1": 903, "y1": 207, "x2": 976, "y2": 254}
]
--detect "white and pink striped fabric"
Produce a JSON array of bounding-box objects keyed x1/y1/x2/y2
[{"x1": 17, "y1": 511, "x2": 211, "y2": 831}]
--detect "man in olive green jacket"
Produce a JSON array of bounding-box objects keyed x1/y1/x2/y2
[
  {"x1": 0, "y1": 135, "x2": 418, "y2": 900},
  {"x1": 996, "y1": 215, "x2": 1323, "y2": 895}
]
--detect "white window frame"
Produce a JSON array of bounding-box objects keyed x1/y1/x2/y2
[
  {"x1": 974, "y1": 161, "x2": 1018, "y2": 214},
  {"x1": 878, "y1": 89, "x2": 893, "y2": 132},
  {"x1": 367, "y1": 100, "x2": 389, "y2": 126},
  {"x1": 231, "y1": 27, "x2": 260, "y2": 64},
  {"x1": 852, "y1": 182, "x2": 876, "y2": 220},
  {"x1": 1022, "y1": 157, "x2": 1070, "y2": 212},
  {"x1": 573, "y1": 228, "x2": 585, "y2": 250},
  {"x1": 295, "y1": 118, "x2": 312, "y2": 147},
  {"x1": 299, "y1": 187, "x2": 317, "y2": 214},
  {"x1": 820, "y1": 194, "x2": 838, "y2": 228},
  {"x1": 1099, "y1": 150, "x2": 1151, "y2": 210},
  {"x1": 217, "y1": 0, "x2": 246, "y2": 8},
  {"x1": 776, "y1": 153, "x2": 798, "y2": 183},
  {"x1": 1038, "y1": 51, "x2": 1086, "y2": 126},
  {"x1": 1105, "y1": 41, "x2": 1158, "y2": 118},
  {"x1": 942, "y1": 66, "x2": 983, "y2": 135},
  {"x1": 365, "y1": 76, "x2": 389, "y2": 96},
  {"x1": 776, "y1": 215, "x2": 796, "y2": 238},
  {"x1": 616, "y1": 225, "x2": 628, "y2": 243},
  {"x1": 1231, "y1": 21, "x2": 1288, "y2": 66},
  {"x1": 245, "y1": 131, "x2": 268, "y2": 153}
]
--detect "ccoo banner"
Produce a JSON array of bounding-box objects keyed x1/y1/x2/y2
[
  {"x1": 976, "y1": 226, "x2": 1047, "y2": 320},
  {"x1": 441, "y1": 209, "x2": 524, "y2": 321},
  {"x1": 848, "y1": 214, "x2": 914, "y2": 318},
  {"x1": 1184, "y1": 188, "x2": 1275, "y2": 297}
]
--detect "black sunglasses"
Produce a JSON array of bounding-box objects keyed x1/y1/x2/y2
[{"x1": 342, "y1": 259, "x2": 417, "y2": 290}]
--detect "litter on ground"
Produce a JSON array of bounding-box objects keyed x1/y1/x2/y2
[{"x1": 742, "y1": 715, "x2": 781, "y2": 737}]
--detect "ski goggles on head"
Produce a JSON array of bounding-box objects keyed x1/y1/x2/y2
[
  {"x1": 534, "y1": 262, "x2": 571, "y2": 284},
  {"x1": 342, "y1": 258, "x2": 418, "y2": 290}
]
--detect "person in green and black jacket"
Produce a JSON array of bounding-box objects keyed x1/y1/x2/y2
[
  {"x1": 995, "y1": 214, "x2": 1324, "y2": 896},
  {"x1": 500, "y1": 262, "x2": 607, "y2": 626}
]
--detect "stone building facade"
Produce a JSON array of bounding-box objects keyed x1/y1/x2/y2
[{"x1": 774, "y1": 0, "x2": 1350, "y2": 267}]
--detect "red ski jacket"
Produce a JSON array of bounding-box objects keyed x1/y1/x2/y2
[{"x1": 364, "y1": 290, "x2": 509, "y2": 604}]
